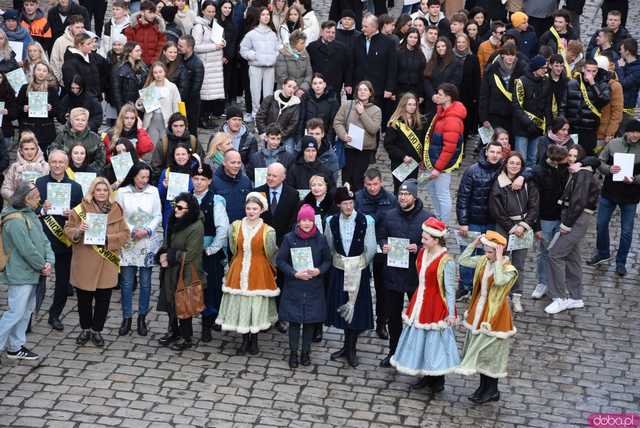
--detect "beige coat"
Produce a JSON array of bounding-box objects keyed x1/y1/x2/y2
[
  {"x1": 50, "y1": 27, "x2": 74, "y2": 85},
  {"x1": 64, "y1": 200, "x2": 130, "y2": 291},
  {"x1": 141, "y1": 79, "x2": 182, "y2": 128},
  {"x1": 333, "y1": 100, "x2": 382, "y2": 151}
]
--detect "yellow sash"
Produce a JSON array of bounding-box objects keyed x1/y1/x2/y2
[
  {"x1": 73, "y1": 204, "x2": 120, "y2": 269},
  {"x1": 551, "y1": 93, "x2": 558, "y2": 118},
  {"x1": 515, "y1": 79, "x2": 546, "y2": 131},
  {"x1": 43, "y1": 214, "x2": 73, "y2": 247},
  {"x1": 393, "y1": 120, "x2": 422, "y2": 158},
  {"x1": 66, "y1": 168, "x2": 76, "y2": 181},
  {"x1": 549, "y1": 26, "x2": 567, "y2": 57},
  {"x1": 493, "y1": 74, "x2": 512, "y2": 101},
  {"x1": 578, "y1": 75, "x2": 602, "y2": 118}
]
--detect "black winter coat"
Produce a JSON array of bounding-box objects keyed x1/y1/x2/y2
[
  {"x1": 335, "y1": 27, "x2": 361, "y2": 52},
  {"x1": 61, "y1": 50, "x2": 102, "y2": 98},
  {"x1": 307, "y1": 39, "x2": 350, "y2": 95},
  {"x1": 286, "y1": 157, "x2": 335, "y2": 190},
  {"x1": 489, "y1": 172, "x2": 539, "y2": 233},
  {"x1": 330, "y1": 0, "x2": 363, "y2": 29},
  {"x1": 424, "y1": 59, "x2": 463, "y2": 104},
  {"x1": 530, "y1": 159, "x2": 570, "y2": 221},
  {"x1": 111, "y1": 61, "x2": 148, "y2": 112},
  {"x1": 456, "y1": 155, "x2": 502, "y2": 225},
  {"x1": 348, "y1": 33, "x2": 398, "y2": 100},
  {"x1": 181, "y1": 53, "x2": 205, "y2": 104},
  {"x1": 395, "y1": 47, "x2": 426, "y2": 98},
  {"x1": 539, "y1": 27, "x2": 579, "y2": 55},
  {"x1": 17, "y1": 85, "x2": 59, "y2": 151},
  {"x1": 0, "y1": 53, "x2": 19, "y2": 75},
  {"x1": 458, "y1": 53, "x2": 481, "y2": 134},
  {"x1": 0, "y1": 83, "x2": 17, "y2": 140},
  {"x1": 300, "y1": 190, "x2": 338, "y2": 231},
  {"x1": 47, "y1": 2, "x2": 89, "y2": 40},
  {"x1": 297, "y1": 88, "x2": 340, "y2": 141},
  {"x1": 512, "y1": 71, "x2": 551, "y2": 138},
  {"x1": 548, "y1": 75, "x2": 568, "y2": 118},
  {"x1": 383, "y1": 118, "x2": 426, "y2": 178},
  {"x1": 479, "y1": 59, "x2": 526, "y2": 123},
  {"x1": 565, "y1": 74, "x2": 611, "y2": 132},
  {"x1": 58, "y1": 92, "x2": 103, "y2": 132},
  {"x1": 377, "y1": 199, "x2": 432, "y2": 293}
]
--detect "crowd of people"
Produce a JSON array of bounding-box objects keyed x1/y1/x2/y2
[{"x1": 0, "y1": 0, "x2": 637, "y2": 406}]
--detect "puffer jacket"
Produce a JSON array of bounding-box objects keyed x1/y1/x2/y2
[
  {"x1": 456, "y1": 153, "x2": 502, "y2": 226},
  {"x1": 565, "y1": 73, "x2": 611, "y2": 132},
  {"x1": 1, "y1": 146, "x2": 49, "y2": 200},
  {"x1": 479, "y1": 58, "x2": 526, "y2": 123},
  {"x1": 239, "y1": 24, "x2": 280, "y2": 67},
  {"x1": 123, "y1": 13, "x2": 167, "y2": 65},
  {"x1": 181, "y1": 52, "x2": 205, "y2": 103},
  {"x1": 192, "y1": 16, "x2": 225, "y2": 101},
  {"x1": 427, "y1": 101, "x2": 466, "y2": 172},
  {"x1": 618, "y1": 59, "x2": 640, "y2": 109},
  {"x1": 297, "y1": 88, "x2": 340, "y2": 140},
  {"x1": 512, "y1": 71, "x2": 551, "y2": 138},
  {"x1": 377, "y1": 199, "x2": 432, "y2": 293},
  {"x1": 275, "y1": 47, "x2": 313, "y2": 92},
  {"x1": 50, "y1": 124, "x2": 106, "y2": 171},
  {"x1": 210, "y1": 165, "x2": 253, "y2": 222},
  {"x1": 558, "y1": 166, "x2": 600, "y2": 232},
  {"x1": 61, "y1": 48, "x2": 101, "y2": 97},
  {"x1": 395, "y1": 47, "x2": 427, "y2": 98},
  {"x1": 489, "y1": 172, "x2": 539, "y2": 234},
  {"x1": 111, "y1": 61, "x2": 148, "y2": 112},
  {"x1": 597, "y1": 77, "x2": 623, "y2": 140},
  {"x1": 255, "y1": 90, "x2": 301, "y2": 139},
  {"x1": 333, "y1": 100, "x2": 382, "y2": 151}
]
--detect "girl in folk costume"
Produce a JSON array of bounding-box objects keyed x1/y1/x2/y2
[
  {"x1": 215, "y1": 192, "x2": 279, "y2": 356},
  {"x1": 456, "y1": 231, "x2": 518, "y2": 404},
  {"x1": 325, "y1": 184, "x2": 377, "y2": 368},
  {"x1": 390, "y1": 217, "x2": 460, "y2": 394}
]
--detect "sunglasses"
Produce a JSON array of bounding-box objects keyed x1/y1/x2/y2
[
  {"x1": 174, "y1": 204, "x2": 188, "y2": 211},
  {"x1": 495, "y1": 30, "x2": 505, "y2": 35}
]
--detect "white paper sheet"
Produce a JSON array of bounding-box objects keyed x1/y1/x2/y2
[
  {"x1": 612, "y1": 152, "x2": 635, "y2": 182},
  {"x1": 392, "y1": 159, "x2": 418, "y2": 182},
  {"x1": 347, "y1": 125, "x2": 365, "y2": 151},
  {"x1": 8, "y1": 41, "x2": 22, "y2": 60}
]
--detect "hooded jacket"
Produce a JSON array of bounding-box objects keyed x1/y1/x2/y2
[
  {"x1": 456, "y1": 153, "x2": 502, "y2": 226},
  {"x1": 255, "y1": 90, "x2": 301, "y2": 139},
  {"x1": 20, "y1": 8, "x2": 52, "y2": 52},
  {"x1": 50, "y1": 124, "x2": 106, "y2": 171},
  {"x1": 214, "y1": 122, "x2": 258, "y2": 166},
  {"x1": 1, "y1": 145, "x2": 49, "y2": 201},
  {"x1": 123, "y1": 12, "x2": 167, "y2": 65},
  {"x1": 247, "y1": 146, "x2": 296, "y2": 181},
  {"x1": 58, "y1": 82, "x2": 103, "y2": 132},
  {"x1": 61, "y1": 48, "x2": 101, "y2": 98},
  {"x1": 617, "y1": 58, "x2": 640, "y2": 109},
  {"x1": 100, "y1": 15, "x2": 130, "y2": 54}
]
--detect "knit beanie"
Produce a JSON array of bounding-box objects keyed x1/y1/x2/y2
[
  {"x1": 297, "y1": 204, "x2": 315, "y2": 222},
  {"x1": 510, "y1": 12, "x2": 528, "y2": 28}
]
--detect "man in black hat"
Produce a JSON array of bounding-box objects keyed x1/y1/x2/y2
[
  {"x1": 286, "y1": 136, "x2": 335, "y2": 190},
  {"x1": 325, "y1": 184, "x2": 377, "y2": 367},
  {"x1": 191, "y1": 162, "x2": 229, "y2": 341},
  {"x1": 214, "y1": 105, "x2": 259, "y2": 166}
]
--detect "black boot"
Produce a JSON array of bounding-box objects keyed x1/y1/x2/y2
[
  {"x1": 288, "y1": 351, "x2": 298, "y2": 368},
  {"x1": 475, "y1": 376, "x2": 500, "y2": 404},
  {"x1": 159, "y1": 320, "x2": 179, "y2": 346},
  {"x1": 330, "y1": 330, "x2": 349, "y2": 361},
  {"x1": 375, "y1": 319, "x2": 389, "y2": 340},
  {"x1": 312, "y1": 323, "x2": 323, "y2": 343},
  {"x1": 430, "y1": 375, "x2": 445, "y2": 393},
  {"x1": 171, "y1": 337, "x2": 193, "y2": 351},
  {"x1": 137, "y1": 315, "x2": 148, "y2": 336},
  {"x1": 411, "y1": 376, "x2": 432, "y2": 390},
  {"x1": 248, "y1": 333, "x2": 259, "y2": 355},
  {"x1": 275, "y1": 320, "x2": 288, "y2": 333},
  {"x1": 300, "y1": 351, "x2": 311, "y2": 366},
  {"x1": 380, "y1": 352, "x2": 393, "y2": 367},
  {"x1": 346, "y1": 331, "x2": 359, "y2": 368},
  {"x1": 237, "y1": 334, "x2": 250, "y2": 355},
  {"x1": 201, "y1": 315, "x2": 213, "y2": 343},
  {"x1": 119, "y1": 318, "x2": 132, "y2": 336},
  {"x1": 469, "y1": 374, "x2": 487, "y2": 402}
]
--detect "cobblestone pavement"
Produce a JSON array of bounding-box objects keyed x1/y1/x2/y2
[{"x1": 0, "y1": 1, "x2": 639, "y2": 427}]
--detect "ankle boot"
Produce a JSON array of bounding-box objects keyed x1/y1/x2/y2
[
  {"x1": 430, "y1": 375, "x2": 445, "y2": 393},
  {"x1": 288, "y1": 351, "x2": 298, "y2": 368},
  {"x1": 469, "y1": 374, "x2": 487, "y2": 402},
  {"x1": 475, "y1": 376, "x2": 500, "y2": 404},
  {"x1": 330, "y1": 330, "x2": 349, "y2": 361},
  {"x1": 312, "y1": 323, "x2": 323, "y2": 343},
  {"x1": 119, "y1": 318, "x2": 132, "y2": 336},
  {"x1": 346, "y1": 331, "x2": 359, "y2": 368},
  {"x1": 137, "y1": 314, "x2": 148, "y2": 336},
  {"x1": 201, "y1": 315, "x2": 213, "y2": 343},
  {"x1": 237, "y1": 334, "x2": 250, "y2": 355},
  {"x1": 300, "y1": 351, "x2": 311, "y2": 366},
  {"x1": 159, "y1": 319, "x2": 179, "y2": 346},
  {"x1": 411, "y1": 376, "x2": 432, "y2": 390},
  {"x1": 248, "y1": 333, "x2": 259, "y2": 355}
]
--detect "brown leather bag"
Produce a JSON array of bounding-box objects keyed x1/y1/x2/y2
[{"x1": 175, "y1": 257, "x2": 205, "y2": 319}]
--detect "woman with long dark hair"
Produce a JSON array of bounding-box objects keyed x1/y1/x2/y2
[
  {"x1": 395, "y1": 28, "x2": 427, "y2": 104},
  {"x1": 157, "y1": 143, "x2": 196, "y2": 232},
  {"x1": 111, "y1": 42, "x2": 148, "y2": 112},
  {"x1": 423, "y1": 37, "x2": 462, "y2": 116},
  {"x1": 217, "y1": 0, "x2": 239, "y2": 110},
  {"x1": 454, "y1": 33, "x2": 480, "y2": 139}
]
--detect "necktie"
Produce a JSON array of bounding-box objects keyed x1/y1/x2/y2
[{"x1": 271, "y1": 191, "x2": 278, "y2": 214}]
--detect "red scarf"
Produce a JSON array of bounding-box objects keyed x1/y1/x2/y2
[{"x1": 295, "y1": 225, "x2": 317, "y2": 240}]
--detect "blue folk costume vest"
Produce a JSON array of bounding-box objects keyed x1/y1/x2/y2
[
  {"x1": 198, "y1": 191, "x2": 224, "y2": 317},
  {"x1": 326, "y1": 212, "x2": 374, "y2": 331}
]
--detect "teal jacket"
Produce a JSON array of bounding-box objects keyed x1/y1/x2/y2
[{"x1": 1, "y1": 207, "x2": 55, "y2": 285}]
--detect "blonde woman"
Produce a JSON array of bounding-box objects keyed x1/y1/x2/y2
[
  {"x1": 64, "y1": 177, "x2": 130, "y2": 347},
  {"x1": 138, "y1": 62, "x2": 182, "y2": 146},
  {"x1": 50, "y1": 107, "x2": 105, "y2": 171},
  {"x1": 0, "y1": 29, "x2": 19, "y2": 74},
  {"x1": 22, "y1": 41, "x2": 58, "y2": 88},
  {"x1": 1, "y1": 131, "x2": 49, "y2": 201},
  {"x1": 383, "y1": 92, "x2": 426, "y2": 193},
  {"x1": 205, "y1": 132, "x2": 233, "y2": 172},
  {"x1": 103, "y1": 104, "x2": 155, "y2": 162}
]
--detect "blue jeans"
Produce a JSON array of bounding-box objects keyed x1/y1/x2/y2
[
  {"x1": 426, "y1": 172, "x2": 452, "y2": 225},
  {"x1": 536, "y1": 219, "x2": 561, "y2": 286},
  {"x1": 459, "y1": 224, "x2": 494, "y2": 292},
  {"x1": 401, "y1": 3, "x2": 420, "y2": 14},
  {"x1": 514, "y1": 135, "x2": 543, "y2": 168},
  {"x1": 0, "y1": 284, "x2": 36, "y2": 352},
  {"x1": 120, "y1": 266, "x2": 152, "y2": 319},
  {"x1": 596, "y1": 196, "x2": 637, "y2": 267}
]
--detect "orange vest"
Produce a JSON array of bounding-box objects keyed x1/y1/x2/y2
[{"x1": 21, "y1": 16, "x2": 52, "y2": 39}]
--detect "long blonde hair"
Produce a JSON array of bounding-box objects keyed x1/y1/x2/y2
[
  {"x1": 110, "y1": 104, "x2": 139, "y2": 147},
  {"x1": 84, "y1": 176, "x2": 117, "y2": 204},
  {"x1": 388, "y1": 92, "x2": 423, "y2": 129},
  {"x1": 27, "y1": 62, "x2": 51, "y2": 92},
  {"x1": 0, "y1": 30, "x2": 13, "y2": 60},
  {"x1": 206, "y1": 132, "x2": 232, "y2": 159}
]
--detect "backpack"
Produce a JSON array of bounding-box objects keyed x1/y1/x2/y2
[{"x1": 0, "y1": 212, "x2": 29, "y2": 272}]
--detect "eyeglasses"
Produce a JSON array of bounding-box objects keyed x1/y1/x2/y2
[
  {"x1": 174, "y1": 205, "x2": 188, "y2": 211},
  {"x1": 495, "y1": 30, "x2": 505, "y2": 35}
]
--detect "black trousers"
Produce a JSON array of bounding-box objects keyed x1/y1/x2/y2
[
  {"x1": 577, "y1": 130, "x2": 598, "y2": 156},
  {"x1": 76, "y1": 288, "x2": 112, "y2": 331},
  {"x1": 342, "y1": 148, "x2": 373, "y2": 192},
  {"x1": 186, "y1": 99, "x2": 201, "y2": 138},
  {"x1": 169, "y1": 313, "x2": 193, "y2": 339},
  {"x1": 49, "y1": 251, "x2": 72, "y2": 320},
  {"x1": 201, "y1": 100, "x2": 226, "y2": 118},
  {"x1": 384, "y1": 289, "x2": 414, "y2": 354},
  {"x1": 372, "y1": 255, "x2": 387, "y2": 325},
  {"x1": 79, "y1": 0, "x2": 108, "y2": 35},
  {"x1": 289, "y1": 323, "x2": 314, "y2": 353}
]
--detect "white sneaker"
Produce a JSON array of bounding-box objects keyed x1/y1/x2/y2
[
  {"x1": 565, "y1": 299, "x2": 584, "y2": 309},
  {"x1": 512, "y1": 294, "x2": 523, "y2": 313},
  {"x1": 243, "y1": 112, "x2": 253, "y2": 123},
  {"x1": 544, "y1": 298, "x2": 569, "y2": 314},
  {"x1": 531, "y1": 283, "x2": 547, "y2": 299}
]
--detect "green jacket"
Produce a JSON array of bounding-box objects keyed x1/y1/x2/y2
[
  {"x1": 1, "y1": 207, "x2": 55, "y2": 285},
  {"x1": 50, "y1": 124, "x2": 106, "y2": 171}
]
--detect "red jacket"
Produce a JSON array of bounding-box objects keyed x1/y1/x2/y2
[
  {"x1": 103, "y1": 128, "x2": 154, "y2": 162},
  {"x1": 431, "y1": 101, "x2": 467, "y2": 172},
  {"x1": 123, "y1": 13, "x2": 166, "y2": 65}
]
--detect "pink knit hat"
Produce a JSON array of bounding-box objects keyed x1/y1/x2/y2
[{"x1": 297, "y1": 204, "x2": 316, "y2": 222}]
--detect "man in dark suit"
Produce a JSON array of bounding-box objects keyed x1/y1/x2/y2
[
  {"x1": 255, "y1": 162, "x2": 300, "y2": 333},
  {"x1": 307, "y1": 20, "x2": 351, "y2": 97},
  {"x1": 346, "y1": 14, "x2": 397, "y2": 107}
]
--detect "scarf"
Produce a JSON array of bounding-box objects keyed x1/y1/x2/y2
[
  {"x1": 286, "y1": 20, "x2": 297, "y2": 32},
  {"x1": 497, "y1": 56, "x2": 516, "y2": 78},
  {"x1": 3, "y1": 25, "x2": 30, "y2": 41},
  {"x1": 547, "y1": 130, "x2": 570, "y2": 146},
  {"x1": 454, "y1": 49, "x2": 469, "y2": 60},
  {"x1": 286, "y1": 45, "x2": 300, "y2": 60},
  {"x1": 94, "y1": 200, "x2": 112, "y2": 214},
  {"x1": 295, "y1": 224, "x2": 317, "y2": 240}
]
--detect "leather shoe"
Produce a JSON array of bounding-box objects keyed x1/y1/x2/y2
[
  {"x1": 91, "y1": 331, "x2": 105, "y2": 347},
  {"x1": 137, "y1": 315, "x2": 148, "y2": 336},
  {"x1": 380, "y1": 355, "x2": 392, "y2": 368},
  {"x1": 170, "y1": 337, "x2": 193, "y2": 351},
  {"x1": 119, "y1": 318, "x2": 132, "y2": 336},
  {"x1": 300, "y1": 352, "x2": 311, "y2": 366},
  {"x1": 474, "y1": 391, "x2": 500, "y2": 404},
  {"x1": 411, "y1": 376, "x2": 431, "y2": 390},
  {"x1": 48, "y1": 317, "x2": 64, "y2": 331},
  {"x1": 330, "y1": 346, "x2": 346, "y2": 361},
  {"x1": 288, "y1": 351, "x2": 298, "y2": 368},
  {"x1": 312, "y1": 324, "x2": 323, "y2": 343},
  {"x1": 248, "y1": 334, "x2": 259, "y2": 355},
  {"x1": 76, "y1": 330, "x2": 91, "y2": 345},
  {"x1": 158, "y1": 332, "x2": 179, "y2": 347},
  {"x1": 375, "y1": 322, "x2": 388, "y2": 340}
]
